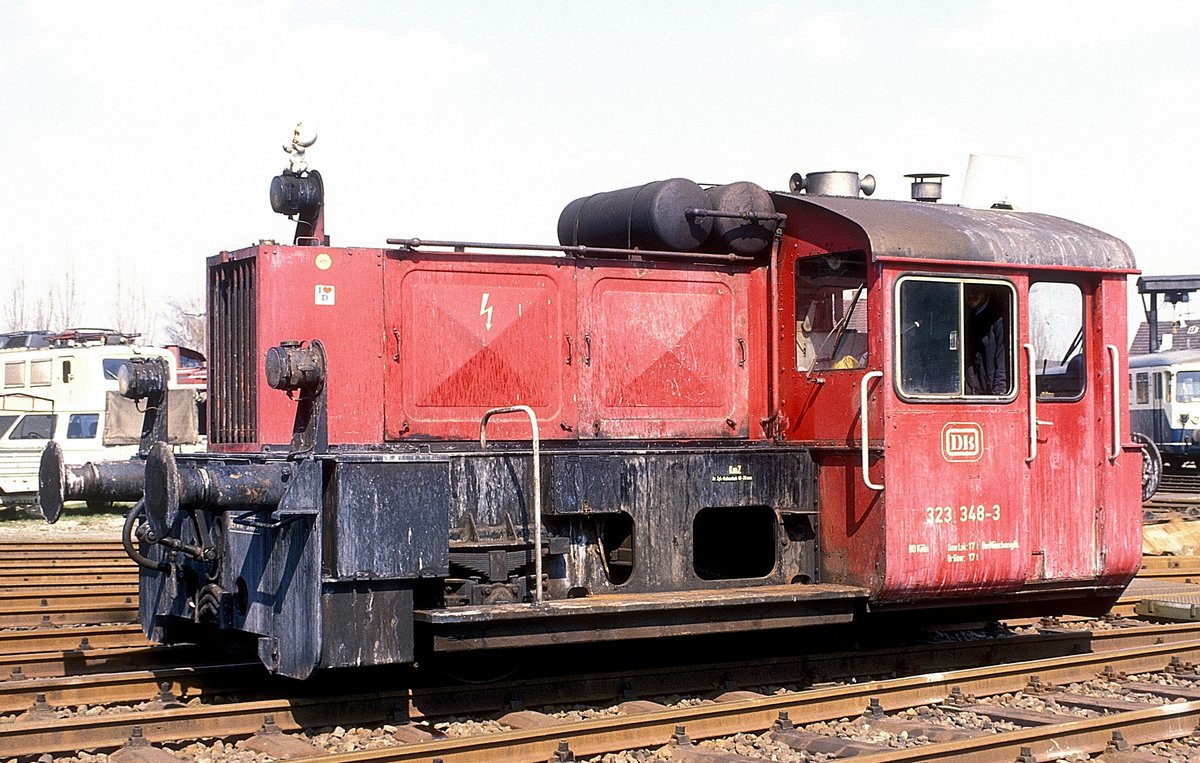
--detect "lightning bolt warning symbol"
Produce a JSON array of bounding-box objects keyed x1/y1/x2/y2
[{"x1": 480, "y1": 293, "x2": 493, "y2": 331}]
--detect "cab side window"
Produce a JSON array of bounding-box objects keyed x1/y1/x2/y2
[
  {"x1": 795, "y1": 253, "x2": 869, "y2": 371},
  {"x1": 1135, "y1": 373, "x2": 1150, "y2": 405},
  {"x1": 4, "y1": 362, "x2": 24, "y2": 388},
  {"x1": 1029, "y1": 282, "x2": 1085, "y2": 400},
  {"x1": 29, "y1": 359, "x2": 52, "y2": 387},
  {"x1": 102, "y1": 359, "x2": 132, "y2": 381},
  {"x1": 67, "y1": 413, "x2": 99, "y2": 439},
  {"x1": 9, "y1": 414, "x2": 56, "y2": 440},
  {"x1": 896, "y1": 277, "x2": 1015, "y2": 400}
]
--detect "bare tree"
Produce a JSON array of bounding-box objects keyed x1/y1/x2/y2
[
  {"x1": 3, "y1": 260, "x2": 80, "y2": 334},
  {"x1": 3, "y1": 274, "x2": 28, "y2": 332},
  {"x1": 29, "y1": 295, "x2": 51, "y2": 331},
  {"x1": 112, "y1": 267, "x2": 152, "y2": 338},
  {"x1": 161, "y1": 295, "x2": 206, "y2": 351},
  {"x1": 46, "y1": 264, "x2": 79, "y2": 330}
]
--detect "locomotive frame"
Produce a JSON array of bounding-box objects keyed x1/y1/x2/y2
[{"x1": 42, "y1": 143, "x2": 1142, "y2": 679}]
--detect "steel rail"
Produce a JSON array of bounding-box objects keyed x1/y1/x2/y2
[
  {"x1": 0, "y1": 558, "x2": 133, "y2": 570},
  {"x1": 0, "y1": 583, "x2": 136, "y2": 599},
  {"x1": 0, "y1": 578, "x2": 138, "y2": 593},
  {"x1": 0, "y1": 541, "x2": 125, "y2": 556},
  {"x1": 0, "y1": 591, "x2": 137, "y2": 613},
  {"x1": 0, "y1": 623, "x2": 146, "y2": 656},
  {"x1": 0, "y1": 644, "x2": 216, "y2": 680},
  {"x1": 0, "y1": 600, "x2": 137, "y2": 628},
  {"x1": 1087, "y1": 620, "x2": 1200, "y2": 650},
  {"x1": 0, "y1": 691, "x2": 399, "y2": 757},
  {"x1": 1135, "y1": 568, "x2": 1200, "y2": 581},
  {"x1": 0, "y1": 660, "x2": 263, "y2": 715},
  {"x1": 846, "y1": 702, "x2": 1200, "y2": 762},
  {"x1": 293, "y1": 638, "x2": 1200, "y2": 763},
  {"x1": 3, "y1": 629, "x2": 1200, "y2": 758},
  {"x1": 0, "y1": 539, "x2": 126, "y2": 551}
]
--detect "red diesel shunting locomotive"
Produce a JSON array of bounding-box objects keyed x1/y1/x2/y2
[{"x1": 41, "y1": 133, "x2": 1141, "y2": 678}]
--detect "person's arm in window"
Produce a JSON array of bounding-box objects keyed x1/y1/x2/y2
[{"x1": 991, "y1": 315, "x2": 1008, "y2": 395}]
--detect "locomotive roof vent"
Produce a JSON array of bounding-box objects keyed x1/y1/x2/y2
[
  {"x1": 905, "y1": 173, "x2": 948, "y2": 203},
  {"x1": 789, "y1": 171, "x2": 876, "y2": 198}
]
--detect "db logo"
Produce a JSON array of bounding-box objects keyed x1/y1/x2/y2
[
  {"x1": 314, "y1": 284, "x2": 335, "y2": 306},
  {"x1": 942, "y1": 422, "x2": 983, "y2": 462}
]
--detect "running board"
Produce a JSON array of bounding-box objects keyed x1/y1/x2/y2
[{"x1": 416, "y1": 583, "x2": 868, "y2": 651}]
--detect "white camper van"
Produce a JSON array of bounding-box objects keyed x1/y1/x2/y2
[{"x1": 0, "y1": 329, "x2": 204, "y2": 509}]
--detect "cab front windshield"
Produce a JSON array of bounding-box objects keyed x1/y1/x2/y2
[{"x1": 1177, "y1": 371, "x2": 1200, "y2": 403}]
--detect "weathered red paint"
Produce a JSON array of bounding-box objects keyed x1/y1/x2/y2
[
  {"x1": 384, "y1": 256, "x2": 576, "y2": 442},
  {"x1": 577, "y1": 264, "x2": 755, "y2": 439},
  {"x1": 212, "y1": 244, "x2": 387, "y2": 449},
  {"x1": 771, "y1": 195, "x2": 1141, "y2": 610},
  {"x1": 210, "y1": 245, "x2": 768, "y2": 447},
  {"x1": 208, "y1": 191, "x2": 1140, "y2": 618}
]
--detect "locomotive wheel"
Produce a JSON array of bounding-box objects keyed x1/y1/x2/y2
[
  {"x1": 1132, "y1": 433, "x2": 1162, "y2": 501},
  {"x1": 426, "y1": 649, "x2": 528, "y2": 684}
]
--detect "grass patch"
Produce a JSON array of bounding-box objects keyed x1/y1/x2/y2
[{"x1": 0, "y1": 502, "x2": 129, "y2": 539}]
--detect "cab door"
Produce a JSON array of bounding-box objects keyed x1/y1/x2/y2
[
  {"x1": 883, "y1": 273, "x2": 1031, "y2": 597},
  {"x1": 1025, "y1": 280, "x2": 1098, "y2": 580}
]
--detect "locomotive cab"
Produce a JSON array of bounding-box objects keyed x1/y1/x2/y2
[{"x1": 773, "y1": 188, "x2": 1141, "y2": 620}]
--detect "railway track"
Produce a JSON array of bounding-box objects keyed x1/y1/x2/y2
[
  {"x1": 0, "y1": 540, "x2": 138, "y2": 630},
  {"x1": 333, "y1": 639, "x2": 1200, "y2": 762},
  {"x1": 1144, "y1": 489, "x2": 1200, "y2": 522},
  {"x1": 1160, "y1": 471, "x2": 1200, "y2": 495},
  {"x1": 2, "y1": 624, "x2": 1200, "y2": 760},
  {"x1": 6, "y1": 536, "x2": 1200, "y2": 758}
]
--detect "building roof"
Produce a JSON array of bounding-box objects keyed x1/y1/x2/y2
[{"x1": 1130, "y1": 320, "x2": 1200, "y2": 355}]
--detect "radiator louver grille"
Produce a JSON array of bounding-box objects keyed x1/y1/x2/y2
[{"x1": 209, "y1": 257, "x2": 258, "y2": 444}]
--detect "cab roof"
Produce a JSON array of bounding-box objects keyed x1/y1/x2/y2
[{"x1": 774, "y1": 193, "x2": 1136, "y2": 272}]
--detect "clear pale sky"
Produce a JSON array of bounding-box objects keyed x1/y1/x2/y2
[{"x1": 2, "y1": 1, "x2": 1196, "y2": 338}]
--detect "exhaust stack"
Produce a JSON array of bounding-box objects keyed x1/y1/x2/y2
[
  {"x1": 905, "y1": 173, "x2": 947, "y2": 203},
  {"x1": 789, "y1": 171, "x2": 876, "y2": 198}
]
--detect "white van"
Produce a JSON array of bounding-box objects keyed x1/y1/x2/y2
[{"x1": 0, "y1": 329, "x2": 204, "y2": 508}]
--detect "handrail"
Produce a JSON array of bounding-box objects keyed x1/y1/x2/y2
[
  {"x1": 1024, "y1": 343, "x2": 1038, "y2": 463},
  {"x1": 1023, "y1": 343, "x2": 1055, "y2": 463},
  {"x1": 860, "y1": 371, "x2": 884, "y2": 491},
  {"x1": 388, "y1": 237, "x2": 758, "y2": 264},
  {"x1": 1107, "y1": 344, "x2": 1120, "y2": 462},
  {"x1": 479, "y1": 405, "x2": 543, "y2": 604}
]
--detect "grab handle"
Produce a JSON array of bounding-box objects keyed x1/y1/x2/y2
[
  {"x1": 860, "y1": 371, "x2": 883, "y2": 491},
  {"x1": 480, "y1": 405, "x2": 543, "y2": 604},
  {"x1": 1107, "y1": 344, "x2": 1120, "y2": 462},
  {"x1": 1024, "y1": 343, "x2": 1038, "y2": 463}
]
